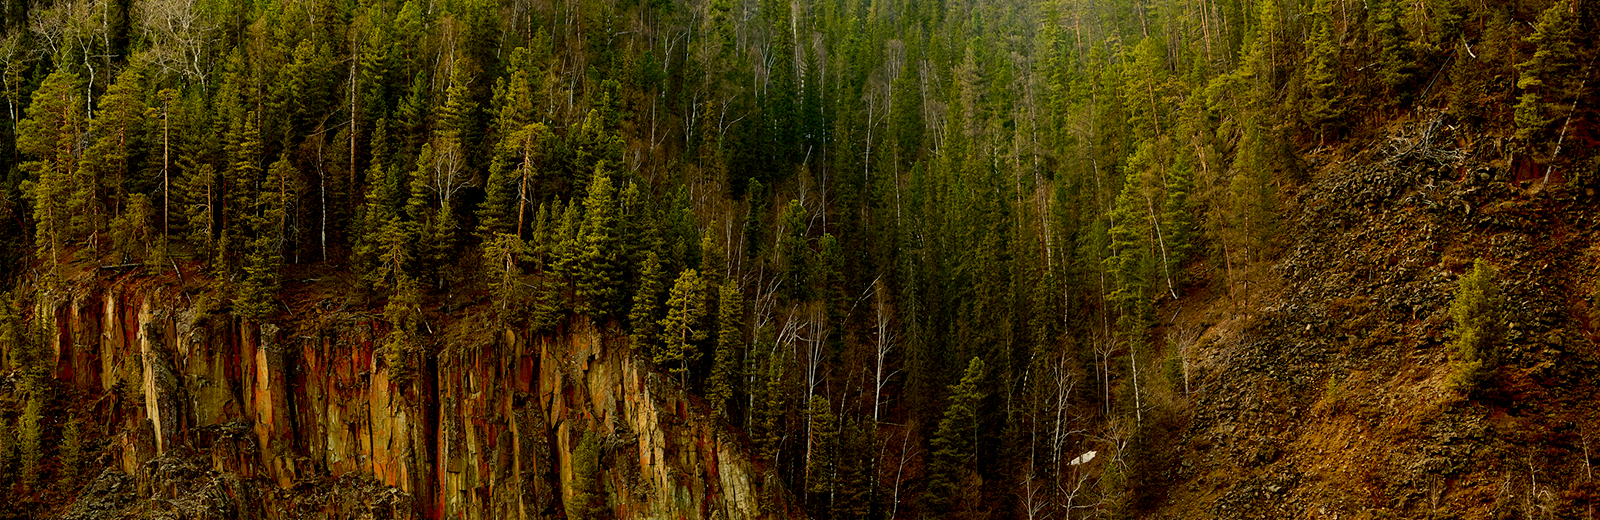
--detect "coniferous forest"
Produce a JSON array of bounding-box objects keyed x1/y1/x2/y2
[{"x1": 0, "y1": 0, "x2": 1598, "y2": 514}]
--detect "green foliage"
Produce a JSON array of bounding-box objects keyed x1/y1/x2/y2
[
  {"x1": 706, "y1": 282, "x2": 743, "y2": 419},
  {"x1": 830, "y1": 417, "x2": 873, "y2": 520},
  {"x1": 1514, "y1": 0, "x2": 1580, "y2": 146},
  {"x1": 0, "y1": 414, "x2": 14, "y2": 483},
  {"x1": 235, "y1": 156, "x2": 298, "y2": 321},
  {"x1": 630, "y1": 252, "x2": 666, "y2": 352},
  {"x1": 750, "y1": 335, "x2": 788, "y2": 469},
  {"x1": 924, "y1": 357, "x2": 986, "y2": 515},
  {"x1": 86, "y1": 66, "x2": 147, "y2": 224},
  {"x1": 567, "y1": 431, "x2": 606, "y2": 520},
  {"x1": 58, "y1": 415, "x2": 82, "y2": 492},
  {"x1": 483, "y1": 233, "x2": 531, "y2": 323},
  {"x1": 779, "y1": 200, "x2": 815, "y2": 301},
  {"x1": 805, "y1": 395, "x2": 837, "y2": 495},
  {"x1": 19, "y1": 389, "x2": 44, "y2": 489},
  {"x1": 110, "y1": 193, "x2": 156, "y2": 264},
  {"x1": 1300, "y1": 0, "x2": 1342, "y2": 132},
  {"x1": 574, "y1": 164, "x2": 624, "y2": 318},
  {"x1": 1373, "y1": 0, "x2": 1416, "y2": 100},
  {"x1": 1448, "y1": 259, "x2": 1504, "y2": 395},
  {"x1": 0, "y1": 0, "x2": 1584, "y2": 512},
  {"x1": 657, "y1": 268, "x2": 708, "y2": 385},
  {"x1": 18, "y1": 70, "x2": 87, "y2": 269},
  {"x1": 1106, "y1": 175, "x2": 1152, "y2": 321},
  {"x1": 383, "y1": 276, "x2": 426, "y2": 388}
]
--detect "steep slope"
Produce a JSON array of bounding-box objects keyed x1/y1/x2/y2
[
  {"x1": 1155, "y1": 116, "x2": 1600, "y2": 518},
  {"x1": 0, "y1": 266, "x2": 796, "y2": 519}
]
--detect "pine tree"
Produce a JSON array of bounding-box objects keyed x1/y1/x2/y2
[
  {"x1": 780, "y1": 200, "x2": 814, "y2": 301},
  {"x1": 355, "y1": 119, "x2": 404, "y2": 285},
  {"x1": 222, "y1": 108, "x2": 265, "y2": 273},
  {"x1": 1162, "y1": 152, "x2": 1198, "y2": 286},
  {"x1": 566, "y1": 432, "x2": 605, "y2": 519},
  {"x1": 831, "y1": 417, "x2": 873, "y2": 520},
  {"x1": 86, "y1": 66, "x2": 147, "y2": 223},
  {"x1": 658, "y1": 268, "x2": 709, "y2": 387},
  {"x1": 751, "y1": 342, "x2": 789, "y2": 469},
  {"x1": 1373, "y1": 0, "x2": 1416, "y2": 100},
  {"x1": 17, "y1": 70, "x2": 87, "y2": 272},
  {"x1": 58, "y1": 415, "x2": 82, "y2": 491},
  {"x1": 19, "y1": 386, "x2": 44, "y2": 489},
  {"x1": 109, "y1": 194, "x2": 156, "y2": 263},
  {"x1": 1106, "y1": 177, "x2": 1151, "y2": 323},
  {"x1": 482, "y1": 53, "x2": 552, "y2": 238},
  {"x1": 699, "y1": 225, "x2": 727, "y2": 287}
]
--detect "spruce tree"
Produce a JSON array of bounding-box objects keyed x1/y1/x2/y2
[
  {"x1": 1514, "y1": 0, "x2": 1579, "y2": 145},
  {"x1": 805, "y1": 395, "x2": 838, "y2": 497},
  {"x1": 235, "y1": 156, "x2": 297, "y2": 321},
  {"x1": 707, "y1": 281, "x2": 743, "y2": 419},
  {"x1": 630, "y1": 252, "x2": 666, "y2": 353},
  {"x1": 925, "y1": 357, "x2": 986, "y2": 515},
  {"x1": 575, "y1": 163, "x2": 623, "y2": 318},
  {"x1": 1301, "y1": 0, "x2": 1342, "y2": 133}
]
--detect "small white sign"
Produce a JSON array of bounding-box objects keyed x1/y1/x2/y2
[{"x1": 1069, "y1": 451, "x2": 1096, "y2": 466}]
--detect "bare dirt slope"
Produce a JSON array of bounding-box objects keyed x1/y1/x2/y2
[{"x1": 1157, "y1": 116, "x2": 1600, "y2": 519}]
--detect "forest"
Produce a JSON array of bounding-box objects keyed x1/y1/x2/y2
[{"x1": 0, "y1": 0, "x2": 1596, "y2": 514}]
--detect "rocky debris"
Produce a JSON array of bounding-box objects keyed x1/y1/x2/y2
[{"x1": 1166, "y1": 120, "x2": 1600, "y2": 518}]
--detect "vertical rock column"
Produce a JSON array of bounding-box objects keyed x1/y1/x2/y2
[
  {"x1": 248, "y1": 323, "x2": 299, "y2": 487},
  {"x1": 138, "y1": 299, "x2": 181, "y2": 456}
]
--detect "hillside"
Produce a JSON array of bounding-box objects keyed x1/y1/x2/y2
[
  {"x1": 1156, "y1": 115, "x2": 1600, "y2": 518},
  {"x1": 0, "y1": 0, "x2": 1596, "y2": 516}
]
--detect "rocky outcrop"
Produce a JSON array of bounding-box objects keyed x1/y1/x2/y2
[{"x1": 11, "y1": 276, "x2": 794, "y2": 519}]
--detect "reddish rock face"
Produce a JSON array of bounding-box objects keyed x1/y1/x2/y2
[{"x1": 26, "y1": 280, "x2": 795, "y2": 520}]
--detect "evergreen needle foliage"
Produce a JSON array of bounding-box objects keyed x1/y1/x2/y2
[{"x1": 1449, "y1": 259, "x2": 1505, "y2": 395}]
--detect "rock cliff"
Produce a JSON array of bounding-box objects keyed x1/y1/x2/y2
[{"x1": 2, "y1": 271, "x2": 796, "y2": 520}]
